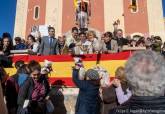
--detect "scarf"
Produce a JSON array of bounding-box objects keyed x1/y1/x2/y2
[{"x1": 31, "y1": 79, "x2": 46, "y2": 101}]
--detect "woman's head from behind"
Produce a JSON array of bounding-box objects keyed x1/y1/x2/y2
[
  {"x1": 15, "y1": 60, "x2": 25, "y2": 70},
  {"x1": 84, "y1": 69, "x2": 101, "y2": 86},
  {"x1": 125, "y1": 51, "x2": 165, "y2": 96},
  {"x1": 16, "y1": 64, "x2": 29, "y2": 75}
]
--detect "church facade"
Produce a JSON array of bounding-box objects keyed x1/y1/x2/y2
[{"x1": 14, "y1": 0, "x2": 165, "y2": 41}]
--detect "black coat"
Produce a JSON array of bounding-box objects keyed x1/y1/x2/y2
[
  {"x1": 17, "y1": 77, "x2": 36, "y2": 106},
  {"x1": 101, "y1": 86, "x2": 118, "y2": 114},
  {"x1": 0, "y1": 45, "x2": 12, "y2": 56},
  {"x1": 72, "y1": 69, "x2": 101, "y2": 114},
  {"x1": 6, "y1": 74, "x2": 20, "y2": 112},
  {"x1": 109, "y1": 96, "x2": 165, "y2": 114},
  {"x1": 17, "y1": 77, "x2": 50, "y2": 114},
  {"x1": 116, "y1": 37, "x2": 128, "y2": 47}
]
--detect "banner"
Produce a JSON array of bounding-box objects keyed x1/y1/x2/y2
[{"x1": 5, "y1": 52, "x2": 131, "y2": 86}]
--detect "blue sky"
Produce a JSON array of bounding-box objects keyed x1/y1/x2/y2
[
  {"x1": 0, "y1": 0, "x2": 16, "y2": 38},
  {"x1": 0, "y1": 0, "x2": 165, "y2": 38},
  {"x1": 163, "y1": 0, "x2": 165, "y2": 16}
]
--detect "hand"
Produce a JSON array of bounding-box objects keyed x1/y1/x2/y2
[
  {"x1": 37, "y1": 53, "x2": 41, "y2": 56},
  {"x1": 95, "y1": 51, "x2": 99, "y2": 54},
  {"x1": 72, "y1": 65, "x2": 80, "y2": 70},
  {"x1": 74, "y1": 57, "x2": 81, "y2": 63},
  {"x1": 108, "y1": 50, "x2": 113, "y2": 53},
  {"x1": 0, "y1": 51, "x2": 4, "y2": 55},
  {"x1": 23, "y1": 100, "x2": 30, "y2": 109},
  {"x1": 45, "y1": 96, "x2": 50, "y2": 100},
  {"x1": 75, "y1": 64, "x2": 81, "y2": 69},
  {"x1": 112, "y1": 79, "x2": 121, "y2": 87}
]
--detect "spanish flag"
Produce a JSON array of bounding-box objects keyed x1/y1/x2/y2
[{"x1": 5, "y1": 52, "x2": 130, "y2": 86}]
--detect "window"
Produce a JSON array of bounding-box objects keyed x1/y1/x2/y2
[
  {"x1": 130, "y1": 0, "x2": 138, "y2": 13},
  {"x1": 34, "y1": 6, "x2": 40, "y2": 20}
]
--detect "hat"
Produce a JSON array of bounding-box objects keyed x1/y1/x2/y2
[{"x1": 85, "y1": 69, "x2": 100, "y2": 80}]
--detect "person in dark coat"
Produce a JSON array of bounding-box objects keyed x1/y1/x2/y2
[
  {"x1": 38, "y1": 27, "x2": 59, "y2": 55},
  {"x1": 0, "y1": 36, "x2": 13, "y2": 56},
  {"x1": 49, "y1": 80, "x2": 67, "y2": 114},
  {"x1": 6, "y1": 62, "x2": 29, "y2": 114},
  {"x1": 72, "y1": 68, "x2": 101, "y2": 114},
  {"x1": 0, "y1": 37, "x2": 13, "y2": 67},
  {"x1": 101, "y1": 85, "x2": 118, "y2": 114},
  {"x1": 14, "y1": 37, "x2": 26, "y2": 50},
  {"x1": 114, "y1": 29, "x2": 128, "y2": 52},
  {"x1": 17, "y1": 60, "x2": 50, "y2": 114},
  {"x1": 109, "y1": 50, "x2": 165, "y2": 114}
]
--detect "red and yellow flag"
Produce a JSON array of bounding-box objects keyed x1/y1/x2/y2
[{"x1": 5, "y1": 52, "x2": 131, "y2": 86}]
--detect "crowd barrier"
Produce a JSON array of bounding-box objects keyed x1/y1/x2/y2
[{"x1": 5, "y1": 51, "x2": 131, "y2": 86}]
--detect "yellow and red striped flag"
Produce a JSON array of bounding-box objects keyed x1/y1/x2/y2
[{"x1": 5, "y1": 52, "x2": 131, "y2": 86}]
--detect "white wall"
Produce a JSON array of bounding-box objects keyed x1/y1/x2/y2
[
  {"x1": 147, "y1": 0, "x2": 165, "y2": 41},
  {"x1": 45, "y1": 0, "x2": 63, "y2": 37},
  {"x1": 14, "y1": 0, "x2": 28, "y2": 39},
  {"x1": 104, "y1": 0, "x2": 125, "y2": 34}
]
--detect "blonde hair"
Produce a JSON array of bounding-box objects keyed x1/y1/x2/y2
[
  {"x1": 87, "y1": 31, "x2": 96, "y2": 39},
  {"x1": 115, "y1": 66, "x2": 126, "y2": 82}
]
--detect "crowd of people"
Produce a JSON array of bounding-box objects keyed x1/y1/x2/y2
[
  {"x1": 72, "y1": 50, "x2": 165, "y2": 114},
  {"x1": 0, "y1": 26, "x2": 165, "y2": 57},
  {"x1": 0, "y1": 26, "x2": 165, "y2": 114},
  {"x1": 0, "y1": 59, "x2": 52, "y2": 114},
  {"x1": 0, "y1": 50, "x2": 164, "y2": 114}
]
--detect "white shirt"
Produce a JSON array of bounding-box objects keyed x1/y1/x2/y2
[{"x1": 32, "y1": 42, "x2": 39, "y2": 53}]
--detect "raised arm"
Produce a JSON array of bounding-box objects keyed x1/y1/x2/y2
[{"x1": 72, "y1": 69, "x2": 88, "y2": 89}]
